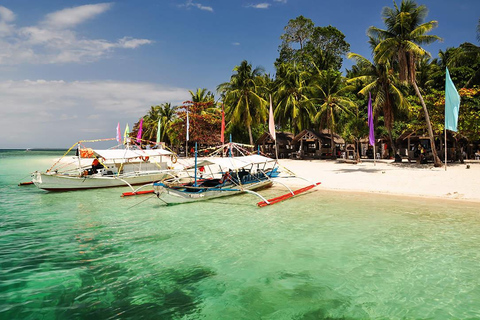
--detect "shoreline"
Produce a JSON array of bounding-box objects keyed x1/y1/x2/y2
[{"x1": 277, "y1": 159, "x2": 480, "y2": 204}]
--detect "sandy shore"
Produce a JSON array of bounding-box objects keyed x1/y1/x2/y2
[{"x1": 277, "y1": 159, "x2": 480, "y2": 203}]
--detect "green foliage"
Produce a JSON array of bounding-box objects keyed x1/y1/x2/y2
[{"x1": 276, "y1": 16, "x2": 350, "y2": 71}]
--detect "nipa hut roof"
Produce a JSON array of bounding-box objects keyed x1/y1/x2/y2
[
  {"x1": 256, "y1": 131, "x2": 294, "y2": 144},
  {"x1": 292, "y1": 129, "x2": 345, "y2": 144}
]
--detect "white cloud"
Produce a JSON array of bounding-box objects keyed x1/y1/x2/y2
[
  {"x1": 118, "y1": 37, "x2": 152, "y2": 49},
  {"x1": 273, "y1": 0, "x2": 287, "y2": 3},
  {"x1": 179, "y1": 0, "x2": 214, "y2": 12},
  {"x1": 247, "y1": 3, "x2": 271, "y2": 9},
  {"x1": 43, "y1": 3, "x2": 112, "y2": 29},
  {"x1": 0, "y1": 4, "x2": 152, "y2": 65},
  {"x1": 232, "y1": 42, "x2": 240, "y2": 46},
  {"x1": 0, "y1": 6, "x2": 15, "y2": 36},
  {"x1": 0, "y1": 80, "x2": 190, "y2": 148}
]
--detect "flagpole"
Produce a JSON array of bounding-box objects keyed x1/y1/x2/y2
[{"x1": 445, "y1": 129, "x2": 447, "y2": 171}]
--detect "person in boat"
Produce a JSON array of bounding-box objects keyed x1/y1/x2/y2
[
  {"x1": 88, "y1": 157, "x2": 103, "y2": 175},
  {"x1": 238, "y1": 168, "x2": 249, "y2": 181}
]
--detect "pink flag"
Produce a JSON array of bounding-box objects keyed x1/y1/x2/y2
[
  {"x1": 136, "y1": 118, "x2": 143, "y2": 143},
  {"x1": 269, "y1": 95, "x2": 276, "y2": 140},
  {"x1": 116, "y1": 122, "x2": 121, "y2": 143}
]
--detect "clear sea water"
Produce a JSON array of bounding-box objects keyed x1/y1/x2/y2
[{"x1": 1, "y1": 150, "x2": 480, "y2": 319}]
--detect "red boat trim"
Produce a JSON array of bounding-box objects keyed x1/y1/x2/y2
[
  {"x1": 18, "y1": 181, "x2": 34, "y2": 186},
  {"x1": 121, "y1": 190, "x2": 155, "y2": 197},
  {"x1": 257, "y1": 182, "x2": 321, "y2": 207}
]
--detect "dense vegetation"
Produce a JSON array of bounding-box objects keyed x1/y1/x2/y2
[{"x1": 132, "y1": 0, "x2": 480, "y2": 163}]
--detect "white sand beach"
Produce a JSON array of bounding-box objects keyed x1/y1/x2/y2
[{"x1": 278, "y1": 159, "x2": 480, "y2": 203}]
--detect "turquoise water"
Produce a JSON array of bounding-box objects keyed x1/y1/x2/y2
[{"x1": 1, "y1": 150, "x2": 480, "y2": 319}]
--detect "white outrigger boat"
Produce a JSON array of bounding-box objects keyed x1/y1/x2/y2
[
  {"x1": 153, "y1": 154, "x2": 277, "y2": 205},
  {"x1": 32, "y1": 141, "x2": 179, "y2": 192},
  {"x1": 153, "y1": 143, "x2": 320, "y2": 206}
]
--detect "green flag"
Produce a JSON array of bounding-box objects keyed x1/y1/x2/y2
[
  {"x1": 445, "y1": 67, "x2": 460, "y2": 132},
  {"x1": 156, "y1": 119, "x2": 161, "y2": 145},
  {"x1": 124, "y1": 123, "x2": 130, "y2": 144}
]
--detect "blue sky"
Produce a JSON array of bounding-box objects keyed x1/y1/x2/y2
[{"x1": 0, "y1": 0, "x2": 479, "y2": 148}]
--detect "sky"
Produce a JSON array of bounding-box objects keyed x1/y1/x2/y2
[{"x1": 0, "y1": 0, "x2": 479, "y2": 149}]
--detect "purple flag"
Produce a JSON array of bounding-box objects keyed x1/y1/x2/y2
[
  {"x1": 116, "y1": 122, "x2": 121, "y2": 144},
  {"x1": 368, "y1": 93, "x2": 375, "y2": 147},
  {"x1": 136, "y1": 118, "x2": 143, "y2": 143}
]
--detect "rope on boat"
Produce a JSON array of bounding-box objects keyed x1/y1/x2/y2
[{"x1": 46, "y1": 142, "x2": 79, "y2": 173}]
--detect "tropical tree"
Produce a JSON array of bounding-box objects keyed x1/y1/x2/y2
[
  {"x1": 158, "y1": 103, "x2": 177, "y2": 144},
  {"x1": 274, "y1": 63, "x2": 316, "y2": 134},
  {"x1": 189, "y1": 88, "x2": 215, "y2": 103},
  {"x1": 170, "y1": 99, "x2": 221, "y2": 146},
  {"x1": 312, "y1": 69, "x2": 356, "y2": 156},
  {"x1": 347, "y1": 49, "x2": 409, "y2": 155},
  {"x1": 145, "y1": 105, "x2": 163, "y2": 144},
  {"x1": 217, "y1": 60, "x2": 267, "y2": 145},
  {"x1": 338, "y1": 103, "x2": 369, "y2": 162},
  {"x1": 368, "y1": 0, "x2": 443, "y2": 166},
  {"x1": 276, "y1": 16, "x2": 350, "y2": 71}
]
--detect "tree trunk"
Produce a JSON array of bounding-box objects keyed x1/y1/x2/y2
[
  {"x1": 388, "y1": 128, "x2": 397, "y2": 157},
  {"x1": 248, "y1": 125, "x2": 254, "y2": 146},
  {"x1": 412, "y1": 82, "x2": 443, "y2": 167}
]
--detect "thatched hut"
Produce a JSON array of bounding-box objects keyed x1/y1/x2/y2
[
  {"x1": 292, "y1": 129, "x2": 345, "y2": 159},
  {"x1": 256, "y1": 132, "x2": 294, "y2": 159}
]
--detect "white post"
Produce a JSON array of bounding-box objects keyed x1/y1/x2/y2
[{"x1": 445, "y1": 129, "x2": 447, "y2": 171}]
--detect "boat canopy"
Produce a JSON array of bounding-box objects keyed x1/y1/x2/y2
[
  {"x1": 191, "y1": 155, "x2": 275, "y2": 170},
  {"x1": 92, "y1": 148, "x2": 172, "y2": 160}
]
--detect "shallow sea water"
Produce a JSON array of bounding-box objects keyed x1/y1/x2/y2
[{"x1": 1, "y1": 150, "x2": 480, "y2": 319}]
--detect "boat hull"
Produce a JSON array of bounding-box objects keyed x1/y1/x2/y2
[
  {"x1": 31, "y1": 171, "x2": 173, "y2": 191},
  {"x1": 154, "y1": 180, "x2": 273, "y2": 204}
]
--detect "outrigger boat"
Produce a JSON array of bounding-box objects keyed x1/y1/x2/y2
[
  {"x1": 32, "y1": 140, "x2": 179, "y2": 192},
  {"x1": 153, "y1": 154, "x2": 277, "y2": 204},
  {"x1": 153, "y1": 143, "x2": 320, "y2": 206}
]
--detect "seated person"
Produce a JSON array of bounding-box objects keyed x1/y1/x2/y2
[
  {"x1": 88, "y1": 158, "x2": 103, "y2": 175},
  {"x1": 238, "y1": 168, "x2": 250, "y2": 181}
]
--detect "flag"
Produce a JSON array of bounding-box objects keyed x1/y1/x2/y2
[
  {"x1": 124, "y1": 123, "x2": 130, "y2": 144},
  {"x1": 368, "y1": 92, "x2": 375, "y2": 147},
  {"x1": 186, "y1": 108, "x2": 190, "y2": 141},
  {"x1": 156, "y1": 119, "x2": 161, "y2": 145},
  {"x1": 136, "y1": 118, "x2": 143, "y2": 143},
  {"x1": 269, "y1": 95, "x2": 276, "y2": 141},
  {"x1": 221, "y1": 105, "x2": 225, "y2": 144},
  {"x1": 116, "y1": 122, "x2": 121, "y2": 144},
  {"x1": 445, "y1": 67, "x2": 460, "y2": 132}
]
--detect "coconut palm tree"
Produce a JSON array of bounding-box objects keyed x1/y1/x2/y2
[
  {"x1": 274, "y1": 63, "x2": 316, "y2": 134},
  {"x1": 312, "y1": 69, "x2": 356, "y2": 157},
  {"x1": 189, "y1": 88, "x2": 215, "y2": 103},
  {"x1": 142, "y1": 105, "x2": 162, "y2": 142},
  {"x1": 217, "y1": 60, "x2": 267, "y2": 145},
  {"x1": 158, "y1": 103, "x2": 177, "y2": 144},
  {"x1": 368, "y1": 0, "x2": 443, "y2": 166},
  {"x1": 347, "y1": 49, "x2": 409, "y2": 155}
]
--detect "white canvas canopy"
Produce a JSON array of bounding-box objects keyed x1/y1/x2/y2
[
  {"x1": 92, "y1": 148, "x2": 171, "y2": 160},
  {"x1": 190, "y1": 155, "x2": 275, "y2": 170}
]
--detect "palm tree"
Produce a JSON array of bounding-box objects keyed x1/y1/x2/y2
[
  {"x1": 142, "y1": 105, "x2": 162, "y2": 142},
  {"x1": 189, "y1": 88, "x2": 215, "y2": 103},
  {"x1": 312, "y1": 69, "x2": 356, "y2": 157},
  {"x1": 274, "y1": 63, "x2": 316, "y2": 134},
  {"x1": 368, "y1": 0, "x2": 443, "y2": 166},
  {"x1": 347, "y1": 49, "x2": 409, "y2": 155},
  {"x1": 217, "y1": 60, "x2": 267, "y2": 145},
  {"x1": 158, "y1": 103, "x2": 177, "y2": 144}
]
